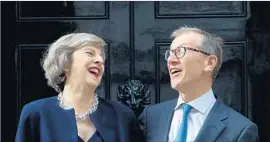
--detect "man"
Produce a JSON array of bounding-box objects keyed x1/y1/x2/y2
[{"x1": 138, "y1": 26, "x2": 259, "y2": 142}]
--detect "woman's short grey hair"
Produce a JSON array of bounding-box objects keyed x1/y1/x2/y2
[
  {"x1": 171, "y1": 26, "x2": 224, "y2": 79},
  {"x1": 41, "y1": 33, "x2": 107, "y2": 93}
]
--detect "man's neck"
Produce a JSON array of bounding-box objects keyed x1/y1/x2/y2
[{"x1": 178, "y1": 80, "x2": 212, "y2": 103}]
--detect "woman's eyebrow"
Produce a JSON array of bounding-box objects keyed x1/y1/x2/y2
[{"x1": 83, "y1": 48, "x2": 95, "y2": 52}]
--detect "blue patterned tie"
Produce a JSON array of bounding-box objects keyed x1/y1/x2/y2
[{"x1": 175, "y1": 103, "x2": 192, "y2": 142}]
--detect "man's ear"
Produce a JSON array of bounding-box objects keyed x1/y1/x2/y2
[{"x1": 204, "y1": 55, "x2": 218, "y2": 72}]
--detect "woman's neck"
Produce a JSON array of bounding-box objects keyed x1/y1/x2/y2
[{"x1": 62, "y1": 83, "x2": 95, "y2": 115}]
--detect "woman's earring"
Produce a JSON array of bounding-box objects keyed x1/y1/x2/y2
[{"x1": 64, "y1": 68, "x2": 69, "y2": 72}]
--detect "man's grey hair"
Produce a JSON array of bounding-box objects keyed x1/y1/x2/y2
[
  {"x1": 171, "y1": 26, "x2": 224, "y2": 79},
  {"x1": 41, "y1": 33, "x2": 107, "y2": 93}
]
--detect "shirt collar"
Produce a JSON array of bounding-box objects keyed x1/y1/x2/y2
[{"x1": 174, "y1": 89, "x2": 216, "y2": 114}]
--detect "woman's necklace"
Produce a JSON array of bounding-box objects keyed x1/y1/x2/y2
[{"x1": 57, "y1": 93, "x2": 99, "y2": 121}]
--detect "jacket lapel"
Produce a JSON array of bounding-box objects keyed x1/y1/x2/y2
[
  {"x1": 90, "y1": 99, "x2": 118, "y2": 142},
  {"x1": 159, "y1": 99, "x2": 178, "y2": 142},
  {"x1": 194, "y1": 99, "x2": 228, "y2": 142},
  {"x1": 46, "y1": 97, "x2": 78, "y2": 142}
]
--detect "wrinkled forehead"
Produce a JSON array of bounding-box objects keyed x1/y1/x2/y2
[
  {"x1": 81, "y1": 45, "x2": 106, "y2": 59},
  {"x1": 82, "y1": 45, "x2": 103, "y2": 51},
  {"x1": 170, "y1": 32, "x2": 204, "y2": 50}
]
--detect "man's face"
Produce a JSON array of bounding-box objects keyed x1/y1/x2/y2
[{"x1": 167, "y1": 32, "x2": 209, "y2": 91}]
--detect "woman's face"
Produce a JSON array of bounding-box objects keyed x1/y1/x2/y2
[{"x1": 65, "y1": 45, "x2": 105, "y2": 89}]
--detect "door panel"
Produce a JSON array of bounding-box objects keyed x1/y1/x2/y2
[
  {"x1": 18, "y1": 1, "x2": 109, "y2": 19},
  {"x1": 156, "y1": 1, "x2": 246, "y2": 18}
]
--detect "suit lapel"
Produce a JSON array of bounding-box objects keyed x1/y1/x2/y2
[
  {"x1": 90, "y1": 99, "x2": 117, "y2": 142},
  {"x1": 159, "y1": 99, "x2": 178, "y2": 142},
  {"x1": 194, "y1": 99, "x2": 228, "y2": 142}
]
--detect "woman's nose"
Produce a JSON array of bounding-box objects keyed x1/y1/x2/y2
[{"x1": 94, "y1": 55, "x2": 104, "y2": 65}]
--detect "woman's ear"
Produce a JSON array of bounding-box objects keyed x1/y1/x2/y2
[
  {"x1": 63, "y1": 67, "x2": 70, "y2": 80},
  {"x1": 204, "y1": 55, "x2": 218, "y2": 72}
]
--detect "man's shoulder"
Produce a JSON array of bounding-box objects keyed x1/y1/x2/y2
[
  {"x1": 225, "y1": 105, "x2": 255, "y2": 126},
  {"x1": 216, "y1": 100, "x2": 256, "y2": 128},
  {"x1": 220, "y1": 102, "x2": 258, "y2": 140}
]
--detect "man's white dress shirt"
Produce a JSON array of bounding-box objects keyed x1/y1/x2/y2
[{"x1": 168, "y1": 89, "x2": 216, "y2": 142}]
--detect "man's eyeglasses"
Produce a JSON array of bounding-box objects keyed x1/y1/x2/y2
[{"x1": 164, "y1": 46, "x2": 210, "y2": 61}]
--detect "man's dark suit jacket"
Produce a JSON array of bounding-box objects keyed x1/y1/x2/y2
[
  {"x1": 139, "y1": 98, "x2": 259, "y2": 142},
  {"x1": 15, "y1": 96, "x2": 142, "y2": 142}
]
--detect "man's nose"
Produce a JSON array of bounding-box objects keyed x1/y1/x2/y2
[{"x1": 168, "y1": 55, "x2": 180, "y2": 66}]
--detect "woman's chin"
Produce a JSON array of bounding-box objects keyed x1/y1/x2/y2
[
  {"x1": 86, "y1": 79, "x2": 100, "y2": 88},
  {"x1": 88, "y1": 80, "x2": 99, "y2": 85}
]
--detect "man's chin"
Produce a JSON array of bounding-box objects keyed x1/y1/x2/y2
[
  {"x1": 170, "y1": 82, "x2": 180, "y2": 90},
  {"x1": 171, "y1": 81, "x2": 186, "y2": 90}
]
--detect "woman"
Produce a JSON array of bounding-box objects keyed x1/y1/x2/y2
[{"x1": 15, "y1": 33, "x2": 142, "y2": 142}]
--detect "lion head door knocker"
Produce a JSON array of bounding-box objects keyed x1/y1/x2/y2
[{"x1": 116, "y1": 80, "x2": 151, "y2": 117}]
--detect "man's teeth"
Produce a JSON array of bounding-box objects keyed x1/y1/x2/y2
[{"x1": 170, "y1": 69, "x2": 182, "y2": 74}]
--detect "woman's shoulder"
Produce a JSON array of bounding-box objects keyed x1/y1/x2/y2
[{"x1": 20, "y1": 96, "x2": 58, "y2": 117}]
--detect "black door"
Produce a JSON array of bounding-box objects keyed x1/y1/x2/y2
[{"x1": 2, "y1": 1, "x2": 269, "y2": 141}]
